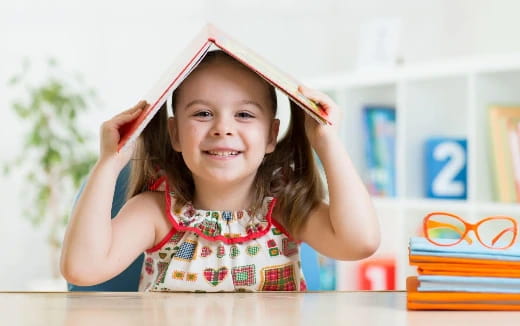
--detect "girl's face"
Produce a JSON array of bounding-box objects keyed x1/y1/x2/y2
[{"x1": 168, "y1": 57, "x2": 279, "y2": 187}]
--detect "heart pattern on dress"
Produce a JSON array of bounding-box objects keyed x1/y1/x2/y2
[
  {"x1": 201, "y1": 246, "x2": 213, "y2": 257},
  {"x1": 246, "y1": 244, "x2": 260, "y2": 256},
  {"x1": 230, "y1": 245, "x2": 240, "y2": 258},
  {"x1": 203, "y1": 267, "x2": 228, "y2": 286}
]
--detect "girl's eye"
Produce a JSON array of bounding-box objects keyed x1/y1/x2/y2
[
  {"x1": 236, "y1": 111, "x2": 255, "y2": 119},
  {"x1": 194, "y1": 110, "x2": 212, "y2": 118}
]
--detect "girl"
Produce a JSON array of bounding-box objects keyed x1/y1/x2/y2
[{"x1": 60, "y1": 51, "x2": 380, "y2": 292}]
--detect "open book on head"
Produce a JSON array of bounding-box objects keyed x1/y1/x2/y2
[{"x1": 117, "y1": 23, "x2": 331, "y2": 152}]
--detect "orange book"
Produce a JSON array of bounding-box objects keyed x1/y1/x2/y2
[
  {"x1": 409, "y1": 254, "x2": 520, "y2": 267},
  {"x1": 414, "y1": 262, "x2": 520, "y2": 278},
  {"x1": 410, "y1": 254, "x2": 520, "y2": 276},
  {"x1": 117, "y1": 24, "x2": 330, "y2": 152},
  {"x1": 407, "y1": 277, "x2": 520, "y2": 310}
]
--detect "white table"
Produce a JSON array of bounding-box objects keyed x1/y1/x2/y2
[{"x1": 1, "y1": 291, "x2": 520, "y2": 325}]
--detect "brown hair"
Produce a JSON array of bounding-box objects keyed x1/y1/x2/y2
[{"x1": 127, "y1": 51, "x2": 325, "y2": 237}]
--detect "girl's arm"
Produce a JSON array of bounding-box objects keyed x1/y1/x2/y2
[
  {"x1": 60, "y1": 101, "x2": 159, "y2": 286},
  {"x1": 296, "y1": 87, "x2": 381, "y2": 261}
]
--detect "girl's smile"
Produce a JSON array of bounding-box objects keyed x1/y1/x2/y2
[{"x1": 203, "y1": 148, "x2": 242, "y2": 159}]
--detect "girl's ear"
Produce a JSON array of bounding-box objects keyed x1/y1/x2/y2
[
  {"x1": 167, "y1": 117, "x2": 181, "y2": 152},
  {"x1": 266, "y1": 118, "x2": 280, "y2": 154}
]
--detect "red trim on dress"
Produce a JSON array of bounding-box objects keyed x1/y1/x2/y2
[
  {"x1": 270, "y1": 217, "x2": 298, "y2": 242},
  {"x1": 163, "y1": 183, "x2": 277, "y2": 245},
  {"x1": 149, "y1": 176, "x2": 167, "y2": 191},
  {"x1": 145, "y1": 176, "x2": 175, "y2": 253}
]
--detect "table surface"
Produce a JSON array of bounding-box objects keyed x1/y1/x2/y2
[{"x1": 1, "y1": 291, "x2": 520, "y2": 326}]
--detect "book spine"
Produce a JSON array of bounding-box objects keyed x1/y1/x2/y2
[
  {"x1": 362, "y1": 106, "x2": 396, "y2": 197},
  {"x1": 488, "y1": 109, "x2": 511, "y2": 202},
  {"x1": 508, "y1": 120, "x2": 520, "y2": 202}
]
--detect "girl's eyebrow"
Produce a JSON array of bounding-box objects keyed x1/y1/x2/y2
[
  {"x1": 237, "y1": 100, "x2": 264, "y2": 111},
  {"x1": 184, "y1": 99, "x2": 264, "y2": 111},
  {"x1": 184, "y1": 99, "x2": 214, "y2": 110}
]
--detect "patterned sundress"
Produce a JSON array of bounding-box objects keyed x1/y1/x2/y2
[{"x1": 138, "y1": 184, "x2": 306, "y2": 292}]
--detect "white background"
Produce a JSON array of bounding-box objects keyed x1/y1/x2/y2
[{"x1": 2, "y1": 0, "x2": 520, "y2": 290}]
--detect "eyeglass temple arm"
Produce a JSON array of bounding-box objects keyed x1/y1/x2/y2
[
  {"x1": 426, "y1": 220, "x2": 473, "y2": 244},
  {"x1": 491, "y1": 227, "x2": 515, "y2": 246}
]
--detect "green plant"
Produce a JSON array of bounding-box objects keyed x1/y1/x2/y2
[{"x1": 5, "y1": 58, "x2": 97, "y2": 276}]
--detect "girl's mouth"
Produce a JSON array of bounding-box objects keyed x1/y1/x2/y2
[{"x1": 204, "y1": 150, "x2": 241, "y2": 157}]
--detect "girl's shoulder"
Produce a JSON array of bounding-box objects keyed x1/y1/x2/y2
[
  {"x1": 129, "y1": 190, "x2": 165, "y2": 207},
  {"x1": 126, "y1": 191, "x2": 169, "y2": 223},
  {"x1": 129, "y1": 191, "x2": 173, "y2": 245}
]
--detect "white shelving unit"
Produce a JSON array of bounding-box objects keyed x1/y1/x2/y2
[{"x1": 306, "y1": 54, "x2": 520, "y2": 290}]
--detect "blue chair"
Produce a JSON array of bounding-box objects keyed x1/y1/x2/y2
[{"x1": 68, "y1": 163, "x2": 321, "y2": 291}]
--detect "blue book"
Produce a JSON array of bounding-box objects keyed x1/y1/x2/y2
[
  {"x1": 318, "y1": 254, "x2": 336, "y2": 290},
  {"x1": 362, "y1": 106, "x2": 397, "y2": 197},
  {"x1": 409, "y1": 237, "x2": 520, "y2": 261}
]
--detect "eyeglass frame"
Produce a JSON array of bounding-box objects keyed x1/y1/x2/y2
[{"x1": 422, "y1": 211, "x2": 518, "y2": 249}]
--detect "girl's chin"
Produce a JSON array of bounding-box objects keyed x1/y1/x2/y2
[{"x1": 193, "y1": 172, "x2": 256, "y2": 186}]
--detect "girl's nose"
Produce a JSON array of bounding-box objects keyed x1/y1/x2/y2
[
  {"x1": 211, "y1": 118, "x2": 234, "y2": 136},
  {"x1": 212, "y1": 129, "x2": 233, "y2": 136}
]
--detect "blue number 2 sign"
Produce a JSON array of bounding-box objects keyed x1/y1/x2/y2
[{"x1": 424, "y1": 138, "x2": 467, "y2": 199}]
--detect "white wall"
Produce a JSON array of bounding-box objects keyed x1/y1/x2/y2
[{"x1": 2, "y1": 0, "x2": 520, "y2": 290}]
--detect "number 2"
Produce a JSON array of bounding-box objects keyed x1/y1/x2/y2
[{"x1": 432, "y1": 142, "x2": 465, "y2": 196}]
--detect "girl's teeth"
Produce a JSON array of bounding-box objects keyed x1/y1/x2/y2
[{"x1": 208, "y1": 151, "x2": 238, "y2": 156}]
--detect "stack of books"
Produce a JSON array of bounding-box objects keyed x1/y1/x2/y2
[{"x1": 407, "y1": 237, "x2": 520, "y2": 310}]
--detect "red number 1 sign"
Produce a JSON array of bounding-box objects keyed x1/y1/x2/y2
[{"x1": 357, "y1": 257, "x2": 395, "y2": 290}]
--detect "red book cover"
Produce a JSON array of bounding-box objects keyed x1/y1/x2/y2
[{"x1": 118, "y1": 24, "x2": 330, "y2": 152}]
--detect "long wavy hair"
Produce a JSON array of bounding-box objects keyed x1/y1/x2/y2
[{"x1": 127, "y1": 51, "x2": 325, "y2": 237}]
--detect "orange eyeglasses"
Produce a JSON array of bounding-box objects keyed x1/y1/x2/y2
[{"x1": 423, "y1": 212, "x2": 518, "y2": 249}]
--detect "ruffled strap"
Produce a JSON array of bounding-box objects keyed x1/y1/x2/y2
[
  {"x1": 149, "y1": 176, "x2": 167, "y2": 191},
  {"x1": 164, "y1": 183, "x2": 277, "y2": 244}
]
